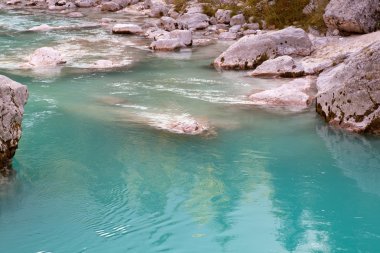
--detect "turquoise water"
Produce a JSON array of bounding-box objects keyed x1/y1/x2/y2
[{"x1": 1, "y1": 10, "x2": 380, "y2": 253}]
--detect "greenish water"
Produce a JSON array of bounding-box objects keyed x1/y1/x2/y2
[{"x1": 1, "y1": 10, "x2": 380, "y2": 253}]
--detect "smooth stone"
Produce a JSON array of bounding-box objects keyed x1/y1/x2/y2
[
  {"x1": 27, "y1": 47, "x2": 66, "y2": 67},
  {"x1": 149, "y1": 38, "x2": 182, "y2": 51},
  {"x1": 249, "y1": 56, "x2": 305, "y2": 78},
  {"x1": 112, "y1": 24, "x2": 143, "y2": 34},
  {"x1": 249, "y1": 77, "x2": 316, "y2": 110}
]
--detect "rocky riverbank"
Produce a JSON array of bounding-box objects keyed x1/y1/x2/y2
[{"x1": 0, "y1": 0, "x2": 379, "y2": 176}]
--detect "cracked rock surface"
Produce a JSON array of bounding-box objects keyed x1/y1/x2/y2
[
  {"x1": 316, "y1": 41, "x2": 380, "y2": 134},
  {"x1": 0, "y1": 75, "x2": 28, "y2": 177}
]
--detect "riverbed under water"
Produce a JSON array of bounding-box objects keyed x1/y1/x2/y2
[{"x1": 1, "y1": 9, "x2": 380, "y2": 253}]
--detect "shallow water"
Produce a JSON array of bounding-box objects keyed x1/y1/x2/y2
[{"x1": 1, "y1": 10, "x2": 380, "y2": 253}]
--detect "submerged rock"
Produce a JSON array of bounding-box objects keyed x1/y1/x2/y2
[
  {"x1": 27, "y1": 47, "x2": 66, "y2": 67},
  {"x1": 214, "y1": 27, "x2": 312, "y2": 70},
  {"x1": 324, "y1": 0, "x2": 380, "y2": 34},
  {"x1": 316, "y1": 41, "x2": 380, "y2": 134},
  {"x1": 140, "y1": 112, "x2": 212, "y2": 135},
  {"x1": 0, "y1": 75, "x2": 28, "y2": 178},
  {"x1": 249, "y1": 77, "x2": 315, "y2": 110}
]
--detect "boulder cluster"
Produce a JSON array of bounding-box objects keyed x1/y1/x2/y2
[{"x1": 0, "y1": 0, "x2": 379, "y2": 176}]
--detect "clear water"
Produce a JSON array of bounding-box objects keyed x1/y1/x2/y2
[{"x1": 1, "y1": 10, "x2": 380, "y2": 253}]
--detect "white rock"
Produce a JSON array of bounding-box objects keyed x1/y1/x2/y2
[
  {"x1": 112, "y1": 24, "x2": 143, "y2": 34},
  {"x1": 150, "y1": 38, "x2": 182, "y2": 51},
  {"x1": 249, "y1": 77, "x2": 316, "y2": 109},
  {"x1": 169, "y1": 29, "x2": 192, "y2": 47},
  {"x1": 28, "y1": 47, "x2": 66, "y2": 67},
  {"x1": 249, "y1": 56, "x2": 305, "y2": 78}
]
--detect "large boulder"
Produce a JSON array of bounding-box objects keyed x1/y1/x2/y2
[
  {"x1": 215, "y1": 35, "x2": 277, "y2": 69},
  {"x1": 214, "y1": 27, "x2": 312, "y2": 70},
  {"x1": 28, "y1": 47, "x2": 66, "y2": 67},
  {"x1": 249, "y1": 77, "x2": 315, "y2": 110},
  {"x1": 0, "y1": 75, "x2": 28, "y2": 177},
  {"x1": 249, "y1": 56, "x2": 305, "y2": 78},
  {"x1": 177, "y1": 13, "x2": 209, "y2": 30},
  {"x1": 266, "y1": 27, "x2": 313, "y2": 56},
  {"x1": 316, "y1": 41, "x2": 380, "y2": 134},
  {"x1": 112, "y1": 24, "x2": 143, "y2": 34},
  {"x1": 323, "y1": 0, "x2": 380, "y2": 34}
]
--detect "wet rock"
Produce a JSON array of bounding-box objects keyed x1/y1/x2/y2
[
  {"x1": 90, "y1": 60, "x2": 115, "y2": 68},
  {"x1": 28, "y1": 24, "x2": 55, "y2": 32},
  {"x1": 324, "y1": 0, "x2": 380, "y2": 34},
  {"x1": 249, "y1": 56, "x2": 305, "y2": 78},
  {"x1": 177, "y1": 13, "x2": 209, "y2": 30},
  {"x1": 27, "y1": 47, "x2": 66, "y2": 67},
  {"x1": 316, "y1": 41, "x2": 380, "y2": 134},
  {"x1": 249, "y1": 77, "x2": 315, "y2": 110},
  {"x1": 101, "y1": 1, "x2": 122, "y2": 12},
  {"x1": 214, "y1": 27, "x2": 312, "y2": 70},
  {"x1": 112, "y1": 24, "x2": 143, "y2": 34},
  {"x1": 230, "y1": 14, "x2": 245, "y2": 26},
  {"x1": 150, "y1": 38, "x2": 182, "y2": 51},
  {"x1": 215, "y1": 9, "x2": 232, "y2": 24},
  {"x1": 141, "y1": 113, "x2": 211, "y2": 135},
  {"x1": 0, "y1": 75, "x2": 28, "y2": 178}
]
